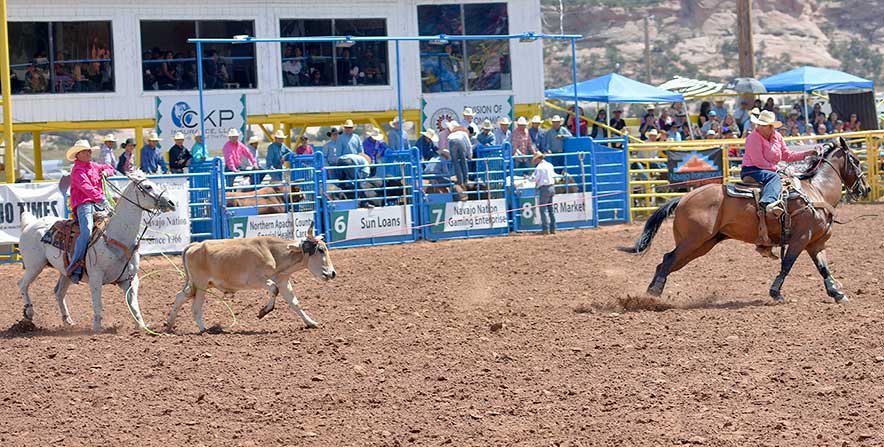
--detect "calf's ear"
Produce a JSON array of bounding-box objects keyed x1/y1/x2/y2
[{"x1": 287, "y1": 243, "x2": 300, "y2": 252}]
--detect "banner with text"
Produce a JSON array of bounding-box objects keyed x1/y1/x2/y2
[
  {"x1": 0, "y1": 183, "x2": 65, "y2": 243},
  {"x1": 429, "y1": 199, "x2": 508, "y2": 233},
  {"x1": 111, "y1": 177, "x2": 191, "y2": 254},
  {"x1": 228, "y1": 212, "x2": 315, "y2": 241},
  {"x1": 518, "y1": 193, "x2": 593, "y2": 227},
  {"x1": 330, "y1": 206, "x2": 411, "y2": 242},
  {"x1": 421, "y1": 95, "x2": 514, "y2": 133},
  {"x1": 156, "y1": 94, "x2": 247, "y2": 154},
  {"x1": 665, "y1": 148, "x2": 723, "y2": 186}
]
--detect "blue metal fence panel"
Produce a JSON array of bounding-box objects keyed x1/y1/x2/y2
[
  {"x1": 511, "y1": 149, "x2": 596, "y2": 233},
  {"x1": 187, "y1": 157, "x2": 223, "y2": 240},
  {"x1": 591, "y1": 137, "x2": 631, "y2": 224}
]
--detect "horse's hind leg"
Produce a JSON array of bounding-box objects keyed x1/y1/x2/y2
[
  {"x1": 18, "y1": 264, "x2": 44, "y2": 321},
  {"x1": 807, "y1": 245, "x2": 846, "y2": 303},
  {"x1": 53, "y1": 273, "x2": 74, "y2": 326},
  {"x1": 647, "y1": 236, "x2": 722, "y2": 296}
]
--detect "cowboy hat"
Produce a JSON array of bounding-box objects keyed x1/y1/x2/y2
[
  {"x1": 646, "y1": 105, "x2": 656, "y2": 110},
  {"x1": 147, "y1": 132, "x2": 161, "y2": 141},
  {"x1": 173, "y1": 132, "x2": 185, "y2": 140},
  {"x1": 516, "y1": 116, "x2": 529, "y2": 126},
  {"x1": 498, "y1": 117, "x2": 512, "y2": 125},
  {"x1": 750, "y1": 110, "x2": 783, "y2": 128},
  {"x1": 462, "y1": 107, "x2": 475, "y2": 116},
  {"x1": 192, "y1": 133, "x2": 202, "y2": 140},
  {"x1": 481, "y1": 119, "x2": 493, "y2": 130},
  {"x1": 274, "y1": 129, "x2": 287, "y2": 139},
  {"x1": 369, "y1": 130, "x2": 384, "y2": 142},
  {"x1": 248, "y1": 135, "x2": 261, "y2": 144},
  {"x1": 446, "y1": 120, "x2": 460, "y2": 132},
  {"x1": 342, "y1": 119, "x2": 355, "y2": 128},
  {"x1": 750, "y1": 107, "x2": 761, "y2": 116},
  {"x1": 103, "y1": 133, "x2": 116, "y2": 142},
  {"x1": 550, "y1": 115, "x2": 564, "y2": 123},
  {"x1": 646, "y1": 128, "x2": 659, "y2": 137},
  {"x1": 532, "y1": 152, "x2": 545, "y2": 163},
  {"x1": 706, "y1": 129, "x2": 717, "y2": 136},
  {"x1": 120, "y1": 138, "x2": 136, "y2": 148},
  {"x1": 531, "y1": 115, "x2": 542, "y2": 124},
  {"x1": 66, "y1": 140, "x2": 98, "y2": 162},
  {"x1": 420, "y1": 128, "x2": 439, "y2": 143},
  {"x1": 326, "y1": 127, "x2": 340, "y2": 137},
  {"x1": 388, "y1": 117, "x2": 401, "y2": 127},
  {"x1": 227, "y1": 128, "x2": 241, "y2": 137},
  {"x1": 714, "y1": 98, "x2": 725, "y2": 103}
]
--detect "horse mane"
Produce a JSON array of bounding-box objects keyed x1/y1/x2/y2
[
  {"x1": 796, "y1": 142, "x2": 838, "y2": 180},
  {"x1": 127, "y1": 169, "x2": 147, "y2": 181}
]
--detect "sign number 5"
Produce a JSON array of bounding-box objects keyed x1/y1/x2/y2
[{"x1": 231, "y1": 220, "x2": 245, "y2": 239}]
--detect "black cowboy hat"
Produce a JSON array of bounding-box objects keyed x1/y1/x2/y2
[
  {"x1": 120, "y1": 138, "x2": 136, "y2": 148},
  {"x1": 326, "y1": 127, "x2": 340, "y2": 137}
]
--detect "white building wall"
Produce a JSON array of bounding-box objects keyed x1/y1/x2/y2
[{"x1": 7, "y1": 0, "x2": 543, "y2": 123}]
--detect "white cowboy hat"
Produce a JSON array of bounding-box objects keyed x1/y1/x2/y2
[
  {"x1": 446, "y1": 120, "x2": 459, "y2": 132},
  {"x1": 516, "y1": 116, "x2": 529, "y2": 126},
  {"x1": 388, "y1": 117, "x2": 401, "y2": 127},
  {"x1": 227, "y1": 128, "x2": 241, "y2": 137},
  {"x1": 192, "y1": 134, "x2": 202, "y2": 140},
  {"x1": 248, "y1": 135, "x2": 261, "y2": 144},
  {"x1": 369, "y1": 130, "x2": 384, "y2": 142},
  {"x1": 342, "y1": 119, "x2": 355, "y2": 128},
  {"x1": 481, "y1": 119, "x2": 494, "y2": 130},
  {"x1": 103, "y1": 133, "x2": 116, "y2": 142},
  {"x1": 173, "y1": 132, "x2": 185, "y2": 140},
  {"x1": 646, "y1": 128, "x2": 659, "y2": 137},
  {"x1": 706, "y1": 129, "x2": 717, "y2": 135},
  {"x1": 420, "y1": 128, "x2": 439, "y2": 143},
  {"x1": 66, "y1": 140, "x2": 98, "y2": 162},
  {"x1": 550, "y1": 115, "x2": 564, "y2": 123},
  {"x1": 274, "y1": 129, "x2": 287, "y2": 139},
  {"x1": 147, "y1": 132, "x2": 161, "y2": 141},
  {"x1": 498, "y1": 117, "x2": 512, "y2": 126},
  {"x1": 462, "y1": 107, "x2": 475, "y2": 116},
  {"x1": 531, "y1": 115, "x2": 543, "y2": 124},
  {"x1": 750, "y1": 110, "x2": 783, "y2": 128}
]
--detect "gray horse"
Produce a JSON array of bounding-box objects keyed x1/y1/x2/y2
[{"x1": 18, "y1": 171, "x2": 176, "y2": 332}]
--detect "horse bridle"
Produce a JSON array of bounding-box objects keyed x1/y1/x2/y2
[{"x1": 821, "y1": 146, "x2": 867, "y2": 199}]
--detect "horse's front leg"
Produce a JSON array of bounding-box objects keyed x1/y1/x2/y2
[
  {"x1": 807, "y1": 247, "x2": 847, "y2": 303},
  {"x1": 769, "y1": 240, "x2": 807, "y2": 302},
  {"x1": 118, "y1": 273, "x2": 147, "y2": 330},
  {"x1": 88, "y1": 272, "x2": 105, "y2": 332}
]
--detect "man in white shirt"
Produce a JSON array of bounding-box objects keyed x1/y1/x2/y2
[
  {"x1": 527, "y1": 152, "x2": 557, "y2": 234},
  {"x1": 98, "y1": 134, "x2": 117, "y2": 169}
]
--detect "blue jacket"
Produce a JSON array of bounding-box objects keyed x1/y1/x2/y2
[
  {"x1": 266, "y1": 142, "x2": 292, "y2": 170},
  {"x1": 140, "y1": 145, "x2": 168, "y2": 174}
]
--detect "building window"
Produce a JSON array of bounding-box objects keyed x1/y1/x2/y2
[
  {"x1": 140, "y1": 20, "x2": 257, "y2": 91},
  {"x1": 280, "y1": 18, "x2": 389, "y2": 87},
  {"x1": 417, "y1": 3, "x2": 511, "y2": 93},
  {"x1": 8, "y1": 21, "x2": 113, "y2": 94}
]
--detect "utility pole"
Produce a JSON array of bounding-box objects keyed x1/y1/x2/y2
[
  {"x1": 737, "y1": 0, "x2": 754, "y2": 78},
  {"x1": 643, "y1": 16, "x2": 652, "y2": 84}
]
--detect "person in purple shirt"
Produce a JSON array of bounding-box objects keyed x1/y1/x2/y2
[{"x1": 362, "y1": 130, "x2": 388, "y2": 163}]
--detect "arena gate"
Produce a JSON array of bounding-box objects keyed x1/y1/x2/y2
[{"x1": 420, "y1": 145, "x2": 511, "y2": 241}]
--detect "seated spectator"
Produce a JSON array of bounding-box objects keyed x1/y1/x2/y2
[
  {"x1": 657, "y1": 108, "x2": 673, "y2": 131},
  {"x1": 494, "y1": 117, "x2": 512, "y2": 145},
  {"x1": 712, "y1": 99, "x2": 728, "y2": 120},
  {"x1": 847, "y1": 113, "x2": 862, "y2": 132},
  {"x1": 827, "y1": 112, "x2": 840, "y2": 132},
  {"x1": 337, "y1": 47, "x2": 358, "y2": 86},
  {"x1": 815, "y1": 123, "x2": 829, "y2": 137},
  {"x1": 763, "y1": 97, "x2": 776, "y2": 112},
  {"x1": 591, "y1": 110, "x2": 609, "y2": 139},
  {"x1": 295, "y1": 135, "x2": 314, "y2": 155},
  {"x1": 640, "y1": 106, "x2": 657, "y2": 139},
  {"x1": 723, "y1": 114, "x2": 741, "y2": 137},
  {"x1": 705, "y1": 129, "x2": 718, "y2": 139},
  {"x1": 477, "y1": 120, "x2": 496, "y2": 146},
  {"x1": 566, "y1": 105, "x2": 588, "y2": 136},
  {"x1": 833, "y1": 120, "x2": 845, "y2": 133},
  {"x1": 698, "y1": 101, "x2": 711, "y2": 121},
  {"x1": 733, "y1": 100, "x2": 751, "y2": 132},
  {"x1": 668, "y1": 123, "x2": 684, "y2": 142},
  {"x1": 721, "y1": 127, "x2": 735, "y2": 140},
  {"x1": 416, "y1": 128, "x2": 439, "y2": 161},
  {"x1": 361, "y1": 49, "x2": 383, "y2": 85},
  {"x1": 609, "y1": 109, "x2": 626, "y2": 132},
  {"x1": 701, "y1": 110, "x2": 720, "y2": 133}
]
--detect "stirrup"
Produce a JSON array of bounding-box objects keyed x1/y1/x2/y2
[{"x1": 765, "y1": 200, "x2": 785, "y2": 218}]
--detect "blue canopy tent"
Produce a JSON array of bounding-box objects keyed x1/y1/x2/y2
[
  {"x1": 545, "y1": 73, "x2": 687, "y2": 138},
  {"x1": 760, "y1": 66, "x2": 874, "y2": 120}
]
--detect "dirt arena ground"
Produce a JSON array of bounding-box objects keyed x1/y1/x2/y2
[{"x1": 0, "y1": 203, "x2": 882, "y2": 446}]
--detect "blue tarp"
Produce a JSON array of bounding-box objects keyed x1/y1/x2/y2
[
  {"x1": 544, "y1": 73, "x2": 684, "y2": 103},
  {"x1": 760, "y1": 66, "x2": 873, "y2": 92}
]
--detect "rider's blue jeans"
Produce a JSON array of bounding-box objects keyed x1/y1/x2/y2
[
  {"x1": 68, "y1": 202, "x2": 96, "y2": 275},
  {"x1": 741, "y1": 166, "x2": 781, "y2": 204}
]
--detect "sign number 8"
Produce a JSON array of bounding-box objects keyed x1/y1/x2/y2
[{"x1": 521, "y1": 200, "x2": 533, "y2": 219}]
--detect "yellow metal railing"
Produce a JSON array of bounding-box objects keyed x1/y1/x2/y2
[{"x1": 628, "y1": 130, "x2": 884, "y2": 219}]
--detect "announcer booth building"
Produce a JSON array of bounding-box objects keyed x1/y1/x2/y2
[{"x1": 4, "y1": 0, "x2": 544, "y2": 179}]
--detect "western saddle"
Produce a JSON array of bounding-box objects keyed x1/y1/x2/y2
[{"x1": 41, "y1": 214, "x2": 109, "y2": 274}]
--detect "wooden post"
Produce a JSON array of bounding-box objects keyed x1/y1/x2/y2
[
  {"x1": 737, "y1": 0, "x2": 754, "y2": 78},
  {"x1": 643, "y1": 16, "x2": 652, "y2": 84}
]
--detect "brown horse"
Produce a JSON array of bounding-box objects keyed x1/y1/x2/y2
[{"x1": 630, "y1": 137, "x2": 871, "y2": 303}]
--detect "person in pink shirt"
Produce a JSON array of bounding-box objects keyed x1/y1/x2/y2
[
  {"x1": 222, "y1": 128, "x2": 257, "y2": 187},
  {"x1": 741, "y1": 110, "x2": 814, "y2": 217},
  {"x1": 65, "y1": 140, "x2": 116, "y2": 284}
]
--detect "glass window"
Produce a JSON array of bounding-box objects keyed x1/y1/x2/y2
[
  {"x1": 280, "y1": 18, "x2": 389, "y2": 87},
  {"x1": 140, "y1": 20, "x2": 257, "y2": 91},
  {"x1": 417, "y1": 3, "x2": 510, "y2": 93},
  {"x1": 8, "y1": 21, "x2": 113, "y2": 94}
]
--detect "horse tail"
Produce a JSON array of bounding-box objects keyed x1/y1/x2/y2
[
  {"x1": 20, "y1": 211, "x2": 35, "y2": 230},
  {"x1": 627, "y1": 197, "x2": 681, "y2": 254}
]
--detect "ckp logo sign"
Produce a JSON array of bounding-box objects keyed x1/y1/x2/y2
[
  {"x1": 157, "y1": 94, "x2": 246, "y2": 151},
  {"x1": 171, "y1": 101, "x2": 199, "y2": 128}
]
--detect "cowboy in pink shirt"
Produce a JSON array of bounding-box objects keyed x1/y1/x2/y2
[
  {"x1": 65, "y1": 140, "x2": 116, "y2": 283},
  {"x1": 222, "y1": 128, "x2": 257, "y2": 172},
  {"x1": 741, "y1": 110, "x2": 813, "y2": 217}
]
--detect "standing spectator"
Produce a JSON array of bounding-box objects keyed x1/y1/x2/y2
[
  {"x1": 336, "y1": 120, "x2": 363, "y2": 156},
  {"x1": 733, "y1": 100, "x2": 751, "y2": 133},
  {"x1": 387, "y1": 117, "x2": 409, "y2": 151},
  {"x1": 116, "y1": 138, "x2": 136, "y2": 174},
  {"x1": 477, "y1": 120, "x2": 496, "y2": 146},
  {"x1": 848, "y1": 113, "x2": 862, "y2": 131},
  {"x1": 416, "y1": 128, "x2": 439, "y2": 161},
  {"x1": 363, "y1": 130, "x2": 388, "y2": 163},
  {"x1": 590, "y1": 110, "x2": 609, "y2": 139},
  {"x1": 494, "y1": 117, "x2": 512, "y2": 145},
  {"x1": 640, "y1": 106, "x2": 657, "y2": 139},
  {"x1": 168, "y1": 132, "x2": 193, "y2": 174},
  {"x1": 324, "y1": 128, "x2": 340, "y2": 166},
  {"x1": 191, "y1": 134, "x2": 207, "y2": 162},
  {"x1": 446, "y1": 120, "x2": 472, "y2": 188},
  {"x1": 246, "y1": 136, "x2": 261, "y2": 169},
  {"x1": 529, "y1": 115, "x2": 544, "y2": 151},
  {"x1": 461, "y1": 108, "x2": 479, "y2": 136},
  {"x1": 511, "y1": 117, "x2": 533, "y2": 168},
  {"x1": 539, "y1": 115, "x2": 571, "y2": 162},
  {"x1": 266, "y1": 130, "x2": 293, "y2": 180},
  {"x1": 712, "y1": 98, "x2": 728, "y2": 120},
  {"x1": 140, "y1": 132, "x2": 168, "y2": 174},
  {"x1": 437, "y1": 120, "x2": 450, "y2": 155},
  {"x1": 203, "y1": 49, "x2": 220, "y2": 89},
  {"x1": 98, "y1": 134, "x2": 117, "y2": 169},
  {"x1": 566, "y1": 105, "x2": 588, "y2": 136},
  {"x1": 223, "y1": 128, "x2": 257, "y2": 186},
  {"x1": 526, "y1": 152, "x2": 556, "y2": 235},
  {"x1": 295, "y1": 135, "x2": 314, "y2": 155},
  {"x1": 609, "y1": 109, "x2": 626, "y2": 132}
]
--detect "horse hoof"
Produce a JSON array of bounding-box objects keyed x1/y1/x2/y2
[{"x1": 835, "y1": 295, "x2": 849, "y2": 304}]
